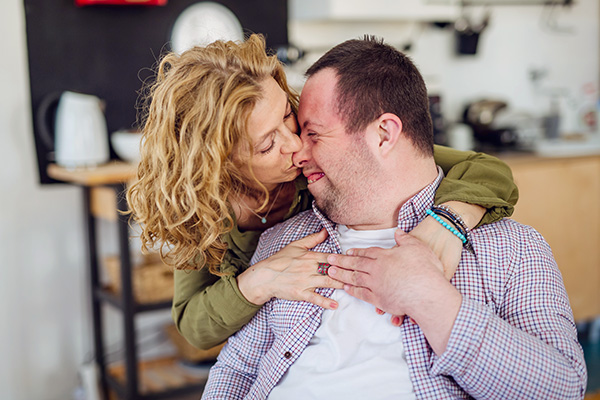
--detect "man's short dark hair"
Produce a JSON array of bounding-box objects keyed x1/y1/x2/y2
[{"x1": 306, "y1": 35, "x2": 434, "y2": 156}]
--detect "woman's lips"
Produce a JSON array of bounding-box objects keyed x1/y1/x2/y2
[{"x1": 307, "y1": 172, "x2": 325, "y2": 184}]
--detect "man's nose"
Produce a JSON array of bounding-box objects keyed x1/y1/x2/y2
[{"x1": 292, "y1": 134, "x2": 310, "y2": 168}]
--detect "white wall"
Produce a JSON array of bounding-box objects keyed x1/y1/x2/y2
[
  {"x1": 0, "y1": 3, "x2": 176, "y2": 399},
  {"x1": 289, "y1": 0, "x2": 599, "y2": 133},
  {"x1": 0, "y1": 1, "x2": 89, "y2": 399}
]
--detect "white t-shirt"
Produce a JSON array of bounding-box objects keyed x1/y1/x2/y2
[{"x1": 268, "y1": 225, "x2": 416, "y2": 400}]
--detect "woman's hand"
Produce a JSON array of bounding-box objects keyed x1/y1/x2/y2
[{"x1": 237, "y1": 228, "x2": 343, "y2": 309}]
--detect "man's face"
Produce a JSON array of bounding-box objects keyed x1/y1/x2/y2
[{"x1": 293, "y1": 68, "x2": 379, "y2": 225}]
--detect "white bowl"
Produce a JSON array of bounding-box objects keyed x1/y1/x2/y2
[{"x1": 111, "y1": 130, "x2": 143, "y2": 163}]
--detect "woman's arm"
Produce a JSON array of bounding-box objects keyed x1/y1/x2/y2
[
  {"x1": 172, "y1": 255, "x2": 261, "y2": 350},
  {"x1": 433, "y1": 144, "x2": 518, "y2": 227},
  {"x1": 172, "y1": 229, "x2": 342, "y2": 350},
  {"x1": 410, "y1": 145, "x2": 519, "y2": 279}
]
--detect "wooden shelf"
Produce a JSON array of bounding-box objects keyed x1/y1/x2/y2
[
  {"x1": 47, "y1": 161, "x2": 137, "y2": 186},
  {"x1": 107, "y1": 356, "x2": 209, "y2": 399},
  {"x1": 47, "y1": 162, "x2": 139, "y2": 220}
]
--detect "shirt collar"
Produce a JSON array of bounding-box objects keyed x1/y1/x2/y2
[
  {"x1": 311, "y1": 167, "x2": 444, "y2": 235},
  {"x1": 396, "y1": 166, "x2": 444, "y2": 233}
]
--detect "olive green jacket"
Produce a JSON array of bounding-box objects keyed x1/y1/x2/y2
[{"x1": 172, "y1": 145, "x2": 519, "y2": 350}]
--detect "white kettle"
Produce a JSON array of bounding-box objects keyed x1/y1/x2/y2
[{"x1": 38, "y1": 91, "x2": 109, "y2": 168}]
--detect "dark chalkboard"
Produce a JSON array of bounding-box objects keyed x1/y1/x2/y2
[{"x1": 23, "y1": 0, "x2": 288, "y2": 183}]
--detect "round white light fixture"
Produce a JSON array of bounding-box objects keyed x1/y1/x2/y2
[{"x1": 170, "y1": 2, "x2": 244, "y2": 54}]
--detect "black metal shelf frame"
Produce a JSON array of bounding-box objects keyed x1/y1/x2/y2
[
  {"x1": 83, "y1": 183, "x2": 202, "y2": 399},
  {"x1": 94, "y1": 288, "x2": 173, "y2": 313}
]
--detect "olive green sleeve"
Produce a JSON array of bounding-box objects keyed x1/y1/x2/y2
[
  {"x1": 171, "y1": 232, "x2": 262, "y2": 350},
  {"x1": 171, "y1": 182, "x2": 312, "y2": 350},
  {"x1": 433, "y1": 145, "x2": 519, "y2": 227},
  {"x1": 171, "y1": 263, "x2": 260, "y2": 350}
]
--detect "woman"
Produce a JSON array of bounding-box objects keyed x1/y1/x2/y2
[{"x1": 127, "y1": 34, "x2": 518, "y2": 351}]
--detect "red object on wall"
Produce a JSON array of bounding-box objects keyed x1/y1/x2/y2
[{"x1": 75, "y1": 0, "x2": 167, "y2": 6}]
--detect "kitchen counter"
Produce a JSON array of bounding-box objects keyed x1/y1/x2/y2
[
  {"x1": 533, "y1": 136, "x2": 600, "y2": 158},
  {"x1": 499, "y1": 153, "x2": 600, "y2": 321}
]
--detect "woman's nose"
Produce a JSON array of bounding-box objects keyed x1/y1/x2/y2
[{"x1": 281, "y1": 128, "x2": 302, "y2": 154}]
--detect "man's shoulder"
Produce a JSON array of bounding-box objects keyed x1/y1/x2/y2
[
  {"x1": 471, "y1": 218, "x2": 554, "y2": 264},
  {"x1": 458, "y1": 218, "x2": 558, "y2": 301},
  {"x1": 263, "y1": 209, "x2": 321, "y2": 241},
  {"x1": 474, "y1": 218, "x2": 546, "y2": 243},
  {"x1": 251, "y1": 210, "x2": 322, "y2": 264}
]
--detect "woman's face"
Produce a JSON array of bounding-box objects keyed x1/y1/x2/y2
[{"x1": 238, "y1": 77, "x2": 302, "y2": 191}]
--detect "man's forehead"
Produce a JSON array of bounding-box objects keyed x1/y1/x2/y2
[
  {"x1": 303, "y1": 69, "x2": 338, "y2": 98},
  {"x1": 299, "y1": 105, "x2": 341, "y2": 133},
  {"x1": 299, "y1": 71, "x2": 340, "y2": 127}
]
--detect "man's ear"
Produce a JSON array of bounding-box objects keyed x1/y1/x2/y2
[{"x1": 377, "y1": 113, "x2": 402, "y2": 156}]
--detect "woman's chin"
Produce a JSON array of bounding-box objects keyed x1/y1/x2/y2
[{"x1": 283, "y1": 167, "x2": 302, "y2": 182}]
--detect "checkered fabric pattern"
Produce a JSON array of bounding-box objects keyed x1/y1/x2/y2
[{"x1": 202, "y1": 171, "x2": 587, "y2": 400}]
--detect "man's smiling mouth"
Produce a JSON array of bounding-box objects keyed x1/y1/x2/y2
[{"x1": 307, "y1": 172, "x2": 325, "y2": 184}]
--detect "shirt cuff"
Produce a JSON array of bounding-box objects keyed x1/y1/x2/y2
[{"x1": 430, "y1": 297, "x2": 491, "y2": 377}]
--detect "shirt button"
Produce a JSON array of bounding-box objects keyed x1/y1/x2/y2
[{"x1": 284, "y1": 351, "x2": 292, "y2": 359}]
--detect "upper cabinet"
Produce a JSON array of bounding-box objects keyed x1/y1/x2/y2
[
  {"x1": 289, "y1": 0, "x2": 572, "y2": 22},
  {"x1": 289, "y1": 0, "x2": 460, "y2": 22}
]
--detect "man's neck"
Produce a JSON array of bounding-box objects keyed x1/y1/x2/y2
[{"x1": 346, "y1": 158, "x2": 439, "y2": 231}]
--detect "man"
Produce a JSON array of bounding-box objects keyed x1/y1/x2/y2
[{"x1": 202, "y1": 36, "x2": 586, "y2": 399}]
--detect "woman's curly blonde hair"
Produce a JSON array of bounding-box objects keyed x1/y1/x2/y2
[{"x1": 127, "y1": 34, "x2": 298, "y2": 274}]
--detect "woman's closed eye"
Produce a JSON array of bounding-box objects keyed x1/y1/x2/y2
[
  {"x1": 258, "y1": 103, "x2": 295, "y2": 155},
  {"x1": 260, "y1": 132, "x2": 276, "y2": 154}
]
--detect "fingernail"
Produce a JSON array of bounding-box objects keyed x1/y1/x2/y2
[
  {"x1": 391, "y1": 316, "x2": 400, "y2": 326},
  {"x1": 346, "y1": 249, "x2": 354, "y2": 256},
  {"x1": 330, "y1": 302, "x2": 338, "y2": 309},
  {"x1": 328, "y1": 267, "x2": 337, "y2": 276}
]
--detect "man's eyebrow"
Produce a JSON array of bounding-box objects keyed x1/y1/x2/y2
[{"x1": 302, "y1": 120, "x2": 324, "y2": 130}]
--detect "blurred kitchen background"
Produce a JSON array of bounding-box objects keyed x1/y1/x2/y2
[{"x1": 1, "y1": 0, "x2": 599, "y2": 399}]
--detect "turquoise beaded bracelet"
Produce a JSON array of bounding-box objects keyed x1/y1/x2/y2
[{"x1": 425, "y1": 209, "x2": 467, "y2": 244}]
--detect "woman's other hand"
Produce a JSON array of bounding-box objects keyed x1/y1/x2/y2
[
  {"x1": 408, "y1": 216, "x2": 462, "y2": 281},
  {"x1": 237, "y1": 228, "x2": 343, "y2": 309},
  {"x1": 411, "y1": 201, "x2": 485, "y2": 280}
]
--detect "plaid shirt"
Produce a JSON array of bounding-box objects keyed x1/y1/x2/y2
[{"x1": 203, "y1": 172, "x2": 587, "y2": 400}]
